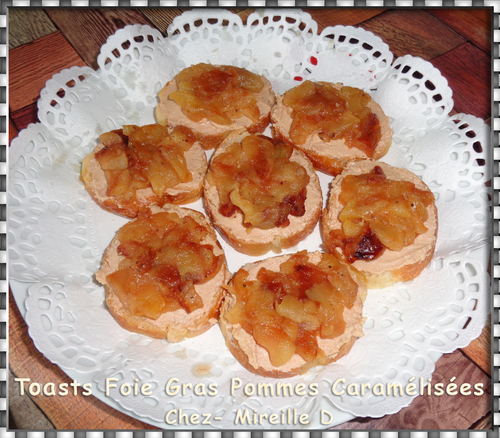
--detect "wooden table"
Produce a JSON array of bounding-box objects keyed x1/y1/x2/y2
[{"x1": 8, "y1": 7, "x2": 493, "y2": 431}]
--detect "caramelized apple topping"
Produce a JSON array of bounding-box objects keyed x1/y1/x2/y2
[
  {"x1": 282, "y1": 81, "x2": 381, "y2": 157},
  {"x1": 207, "y1": 134, "x2": 310, "y2": 230},
  {"x1": 224, "y1": 251, "x2": 359, "y2": 367},
  {"x1": 106, "y1": 211, "x2": 222, "y2": 320},
  {"x1": 169, "y1": 63, "x2": 265, "y2": 125},
  {"x1": 95, "y1": 124, "x2": 196, "y2": 215},
  {"x1": 328, "y1": 166, "x2": 435, "y2": 263}
]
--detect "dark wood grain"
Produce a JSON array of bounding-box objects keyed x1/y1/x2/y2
[
  {"x1": 10, "y1": 103, "x2": 39, "y2": 134},
  {"x1": 7, "y1": 8, "x2": 492, "y2": 431},
  {"x1": 426, "y1": 8, "x2": 492, "y2": 55},
  {"x1": 44, "y1": 8, "x2": 155, "y2": 70},
  {"x1": 8, "y1": 116, "x2": 19, "y2": 146},
  {"x1": 431, "y1": 42, "x2": 491, "y2": 120},
  {"x1": 141, "y1": 7, "x2": 230, "y2": 35},
  {"x1": 361, "y1": 9, "x2": 466, "y2": 60},
  {"x1": 9, "y1": 370, "x2": 55, "y2": 430},
  {"x1": 472, "y1": 413, "x2": 492, "y2": 430},
  {"x1": 461, "y1": 322, "x2": 491, "y2": 376},
  {"x1": 9, "y1": 31, "x2": 87, "y2": 112},
  {"x1": 8, "y1": 8, "x2": 58, "y2": 50},
  {"x1": 304, "y1": 8, "x2": 387, "y2": 29}
]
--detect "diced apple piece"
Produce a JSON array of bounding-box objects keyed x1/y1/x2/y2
[
  {"x1": 294, "y1": 329, "x2": 318, "y2": 363},
  {"x1": 169, "y1": 64, "x2": 263, "y2": 125},
  {"x1": 370, "y1": 218, "x2": 407, "y2": 252},
  {"x1": 96, "y1": 144, "x2": 129, "y2": 170},
  {"x1": 179, "y1": 282, "x2": 204, "y2": 313},
  {"x1": 224, "y1": 301, "x2": 246, "y2": 326},
  {"x1": 337, "y1": 166, "x2": 434, "y2": 262},
  {"x1": 169, "y1": 90, "x2": 204, "y2": 109},
  {"x1": 164, "y1": 126, "x2": 196, "y2": 152},
  {"x1": 161, "y1": 148, "x2": 192, "y2": 184},
  {"x1": 106, "y1": 170, "x2": 134, "y2": 201},
  {"x1": 238, "y1": 70, "x2": 264, "y2": 92},
  {"x1": 281, "y1": 318, "x2": 299, "y2": 342},
  {"x1": 306, "y1": 283, "x2": 335, "y2": 306},
  {"x1": 252, "y1": 322, "x2": 296, "y2": 368},
  {"x1": 99, "y1": 130, "x2": 126, "y2": 146},
  {"x1": 283, "y1": 81, "x2": 381, "y2": 155},
  {"x1": 275, "y1": 295, "x2": 320, "y2": 331},
  {"x1": 226, "y1": 251, "x2": 361, "y2": 368},
  {"x1": 209, "y1": 134, "x2": 309, "y2": 230},
  {"x1": 146, "y1": 160, "x2": 182, "y2": 197},
  {"x1": 320, "y1": 315, "x2": 346, "y2": 339},
  {"x1": 107, "y1": 268, "x2": 167, "y2": 319}
]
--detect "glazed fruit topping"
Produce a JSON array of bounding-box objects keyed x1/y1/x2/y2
[
  {"x1": 169, "y1": 63, "x2": 265, "y2": 125},
  {"x1": 95, "y1": 124, "x2": 196, "y2": 215},
  {"x1": 282, "y1": 80, "x2": 382, "y2": 157},
  {"x1": 224, "y1": 251, "x2": 359, "y2": 367},
  {"x1": 328, "y1": 166, "x2": 434, "y2": 263},
  {"x1": 106, "y1": 211, "x2": 222, "y2": 319},
  {"x1": 207, "y1": 134, "x2": 310, "y2": 230}
]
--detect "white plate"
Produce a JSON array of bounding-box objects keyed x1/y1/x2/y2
[{"x1": 8, "y1": 9, "x2": 491, "y2": 429}]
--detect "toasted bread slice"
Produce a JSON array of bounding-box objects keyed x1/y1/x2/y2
[
  {"x1": 96, "y1": 205, "x2": 230, "y2": 342},
  {"x1": 219, "y1": 251, "x2": 366, "y2": 378},
  {"x1": 203, "y1": 130, "x2": 322, "y2": 256},
  {"x1": 155, "y1": 64, "x2": 276, "y2": 150},
  {"x1": 272, "y1": 81, "x2": 393, "y2": 176},
  {"x1": 81, "y1": 125, "x2": 207, "y2": 218},
  {"x1": 322, "y1": 160, "x2": 438, "y2": 289}
]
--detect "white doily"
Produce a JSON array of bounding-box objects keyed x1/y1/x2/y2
[{"x1": 8, "y1": 9, "x2": 491, "y2": 429}]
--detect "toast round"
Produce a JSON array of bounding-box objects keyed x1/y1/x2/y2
[
  {"x1": 322, "y1": 160, "x2": 438, "y2": 289},
  {"x1": 203, "y1": 130, "x2": 323, "y2": 256},
  {"x1": 95, "y1": 205, "x2": 231, "y2": 342},
  {"x1": 155, "y1": 64, "x2": 276, "y2": 150},
  {"x1": 81, "y1": 125, "x2": 207, "y2": 218},
  {"x1": 271, "y1": 82, "x2": 393, "y2": 176},
  {"x1": 219, "y1": 251, "x2": 366, "y2": 378}
]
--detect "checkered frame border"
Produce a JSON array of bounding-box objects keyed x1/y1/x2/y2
[{"x1": 1, "y1": 0, "x2": 499, "y2": 437}]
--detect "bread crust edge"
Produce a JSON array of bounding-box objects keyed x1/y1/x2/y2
[
  {"x1": 96, "y1": 205, "x2": 231, "y2": 342},
  {"x1": 218, "y1": 251, "x2": 366, "y2": 378},
  {"x1": 271, "y1": 83, "x2": 393, "y2": 176},
  {"x1": 80, "y1": 139, "x2": 208, "y2": 218},
  {"x1": 321, "y1": 160, "x2": 438, "y2": 289},
  {"x1": 203, "y1": 130, "x2": 323, "y2": 257}
]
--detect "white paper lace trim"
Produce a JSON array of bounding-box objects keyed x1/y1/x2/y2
[{"x1": 8, "y1": 9, "x2": 490, "y2": 428}]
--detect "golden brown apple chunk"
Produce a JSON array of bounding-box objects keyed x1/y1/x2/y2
[
  {"x1": 206, "y1": 134, "x2": 310, "y2": 230},
  {"x1": 224, "y1": 251, "x2": 359, "y2": 368},
  {"x1": 282, "y1": 81, "x2": 381, "y2": 157},
  {"x1": 106, "y1": 211, "x2": 222, "y2": 320},
  {"x1": 95, "y1": 124, "x2": 196, "y2": 216},
  {"x1": 169, "y1": 63, "x2": 265, "y2": 125},
  {"x1": 326, "y1": 166, "x2": 435, "y2": 263}
]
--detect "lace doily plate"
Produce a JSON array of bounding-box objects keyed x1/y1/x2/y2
[{"x1": 8, "y1": 9, "x2": 491, "y2": 429}]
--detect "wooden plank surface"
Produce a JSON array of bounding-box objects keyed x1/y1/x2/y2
[
  {"x1": 10, "y1": 103, "x2": 39, "y2": 133},
  {"x1": 461, "y1": 322, "x2": 491, "y2": 376},
  {"x1": 432, "y1": 42, "x2": 491, "y2": 121},
  {"x1": 44, "y1": 8, "x2": 156, "y2": 70},
  {"x1": 9, "y1": 31, "x2": 87, "y2": 112},
  {"x1": 360, "y1": 9, "x2": 466, "y2": 60},
  {"x1": 8, "y1": 116, "x2": 19, "y2": 145},
  {"x1": 427, "y1": 8, "x2": 492, "y2": 55},
  {"x1": 302, "y1": 8, "x2": 387, "y2": 28},
  {"x1": 8, "y1": 8, "x2": 57, "y2": 50},
  {"x1": 7, "y1": 7, "x2": 493, "y2": 431}
]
